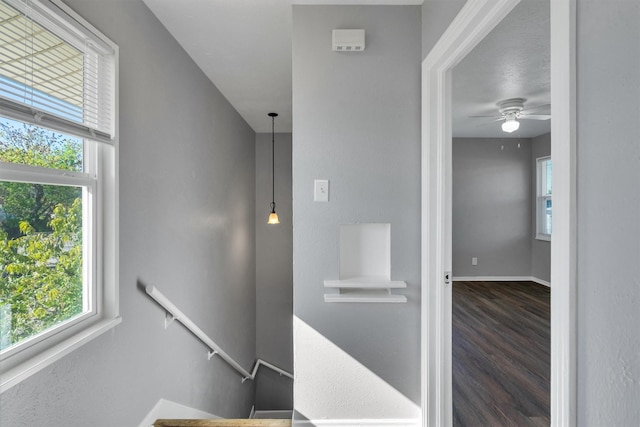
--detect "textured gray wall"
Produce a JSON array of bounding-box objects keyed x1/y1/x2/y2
[
  {"x1": 531, "y1": 133, "x2": 551, "y2": 282},
  {"x1": 255, "y1": 132, "x2": 293, "y2": 410},
  {"x1": 422, "y1": 0, "x2": 467, "y2": 59},
  {"x1": 292, "y1": 5, "x2": 421, "y2": 420},
  {"x1": 0, "y1": 1, "x2": 256, "y2": 425},
  {"x1": 452, "y1": 138, "x2": 532, "y2": 277},
  {"x1": 576, "y1": 0, "x2": 640, "y2": 424}
]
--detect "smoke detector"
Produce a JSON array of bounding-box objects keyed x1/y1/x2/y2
[{"x1": 332, "y1": 29, "x2": 365, "y2": 52}]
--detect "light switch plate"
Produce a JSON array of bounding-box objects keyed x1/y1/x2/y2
[{"x1": 314, "y1": 179, "x2": 329, "y2": 202}]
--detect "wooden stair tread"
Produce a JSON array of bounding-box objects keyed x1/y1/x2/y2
[{"x1": 154, "y1": 420, "x2": 291, "y2": 427}]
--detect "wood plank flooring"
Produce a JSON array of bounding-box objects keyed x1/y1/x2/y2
[{"x1": 452, "y1": 281, "x2": 550, "y2": 427}]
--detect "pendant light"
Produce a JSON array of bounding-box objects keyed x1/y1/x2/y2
[{"x1": 267, "y1": 112, "x2": 280, "y2": 225}]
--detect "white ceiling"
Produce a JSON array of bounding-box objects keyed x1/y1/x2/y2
[
  {"x1": 142, "y1": 0, "x2": 550, "y2": 137},
  {"x1": 452, "y1": 0, "x2": 550, "y2": 138},
  {"x1": 142, "y1": 0, "x2": 421, "y2": 133}
]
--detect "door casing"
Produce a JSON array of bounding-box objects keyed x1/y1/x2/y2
[{"x1": 420, "y1": 0, "x2": 577, "y2": 425}]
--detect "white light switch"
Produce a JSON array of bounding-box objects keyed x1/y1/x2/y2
[
  {"x1": 472, "y1": 257, "x2": 478, "y2": 266},
  {"x1": 314, "y1": 179, "x2": 329, "y2": 202}
]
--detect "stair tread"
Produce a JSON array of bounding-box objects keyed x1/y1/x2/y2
[{"x1": 154, "y1": 419, "x2": 291, "y2": 427}]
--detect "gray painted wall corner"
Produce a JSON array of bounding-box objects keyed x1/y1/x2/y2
[{"x1": 255, "y1": 132, "x2": 293, "y2": 410}]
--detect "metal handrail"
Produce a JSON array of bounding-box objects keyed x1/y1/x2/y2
[{"x1": 144, "y1": 285, "x2": 293, "y2": 382}]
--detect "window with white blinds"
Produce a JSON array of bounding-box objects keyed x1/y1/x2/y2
[
  {"x1": 0, "y1": 0, "x2": 119, "y2": 393},
  {"x1": 0, "y1": 0, "x2": 115, "y2": 143}
]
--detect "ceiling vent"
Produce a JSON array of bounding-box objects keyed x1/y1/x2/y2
[{"x1": 332, "y1": 29, "x2": 365, "y2": 52}]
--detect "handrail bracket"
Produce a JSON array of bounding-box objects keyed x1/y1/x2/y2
[{"x1": 165, "y1": 312, "x2": 177, "y2": 329}]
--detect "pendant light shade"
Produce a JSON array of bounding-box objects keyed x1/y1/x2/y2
[
  {"x1": 267, "y1": 112, "x2": 280, "y2": 225},
  {"x1": 268, "y1": 211, "x2": 280, "y2": 225}
]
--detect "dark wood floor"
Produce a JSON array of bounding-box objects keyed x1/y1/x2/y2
[{"x1": 453, "y1": 281, "x2": 550, "y2": 427}]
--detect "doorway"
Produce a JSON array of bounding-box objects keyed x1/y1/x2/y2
[
  {"x1": 420, "y1": 1, "x2": 576, "y2": 426},
  {"x1": 449, "y1": 1, "x2": 552, "y2": 422}
]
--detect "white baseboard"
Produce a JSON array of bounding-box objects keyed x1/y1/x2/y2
[
  {"x1": 138, "y1": 398, "x2": 219, "y2": 427},
  {"x1": 452, "y1": 276, "x2": 551, "y2": 287},
  {"x1": 294, "y1": 419, "x2": 419, "y2": 427},
  {"x1": 531, "y1": 276, "x2": 551, "y2": 287}
]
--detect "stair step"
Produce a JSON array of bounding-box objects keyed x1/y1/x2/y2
[
  {"x1": 154, "y1": 420, "x2": 291, "y2": 427},
  {"x1": 252, "y1": 410, "x2": 292, "y2": 419}
]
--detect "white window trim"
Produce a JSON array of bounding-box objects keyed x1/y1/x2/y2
[
  {"x1": 0, "y1": 0, "x2": 119, "y2": 393},
  {"x1": 536, "y1": 156, "x2": 552, "y2": 241}
]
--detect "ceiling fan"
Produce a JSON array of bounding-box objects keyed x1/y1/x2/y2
[{"x1": 471, "y1": 98, "x2": 551, "y2": 133}]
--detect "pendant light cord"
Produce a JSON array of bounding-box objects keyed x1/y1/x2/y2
[{"x1": 271, "y1": 114, "x2": 276, "y2": 212}]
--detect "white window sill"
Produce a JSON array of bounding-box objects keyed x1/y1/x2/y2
[
  {"x1": 0, "y1": 316, "x2": 121, "y2": 393},
  {"x1": 536, "y1": 234, "x2": 551, "y2": 242}
]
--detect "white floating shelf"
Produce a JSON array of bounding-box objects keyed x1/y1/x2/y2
[
  {"x1": 324, "y1": 291, "x2": 407, "y2": 304},
  {"x1": 323, "y1": 279, "x2": 407, "y2": 303},
  {"x1": 324, "y1": 279, "x2": 407, "y2": 289}
]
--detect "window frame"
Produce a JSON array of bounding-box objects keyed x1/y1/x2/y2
[
  {"x1": 0, "y1": 0, "x2": 119, "y2": 393},
  {"x1": 536, "y1": 156, "x2": 552, "y2": 241}
]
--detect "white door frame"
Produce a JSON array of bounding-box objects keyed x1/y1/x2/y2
[{"x1": 420, "y1": 0, "x2": 577, "y2": 426}]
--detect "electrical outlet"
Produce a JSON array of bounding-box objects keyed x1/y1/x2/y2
[{"x1": 472, "y1": 257, "x2": 478, "y2": 266}]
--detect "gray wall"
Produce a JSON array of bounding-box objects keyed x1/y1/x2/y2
[
  {"x1": 576, "y1": 0, "x2": 640, "y2": 425},
  {"x1": 531, "y1": 133, "x2": 551, "y2": 282},
  {"x1": 0, "y1": 1, "x2": 257, "y2": 425},
  {"x1": 255, "y1": 132, "x2": 293, "y2": 410},
  {"x1": 452, "y1": 138, "x2": 533, "y2": 277},
  {"x1": 292, "y1": 5, "x2": 421, "y2": 421},
  {"x1": 422, "y1": 0, "x2": 467, "y2": 60}
]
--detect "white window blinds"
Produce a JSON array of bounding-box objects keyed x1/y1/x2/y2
[{"x1": 0, "y1": 0, "x2": 115, "y2": 143}]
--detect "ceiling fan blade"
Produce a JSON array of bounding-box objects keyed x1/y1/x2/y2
[
  {"x1": 521, "y1": 104, "x2": 551, "y2": 114},
  {"x1": 520, "y1": 114, "x2": 551, "y2": 121},
  {"x1": 468, "y1": 114, "x2": 502, "y2": 118}
]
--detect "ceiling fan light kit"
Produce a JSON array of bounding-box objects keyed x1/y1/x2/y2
[
  {"x1": 467, "y1": 98, "x2": 550, "y2": 135},
  {"x1": 501, "y1": 116, "x2": 520, "y2": 133},
  {"x1": 498, "y1": 98, "x2": 524, "y2": 133},
  {"x1": 467, "y1": 98, "x2": 552, "y2": 134}
]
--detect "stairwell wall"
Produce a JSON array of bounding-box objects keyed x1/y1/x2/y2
[{"x1": 0, "y1": 1, "x2": 257, "y2": 425}]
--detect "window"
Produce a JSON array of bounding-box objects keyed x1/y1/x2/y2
[
  {"x1": 0, "y1": 0, "x2": 118, "y2": 392},
  {"x1": 536, "y1": 156, "x2": 552, "y2": 240}
]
